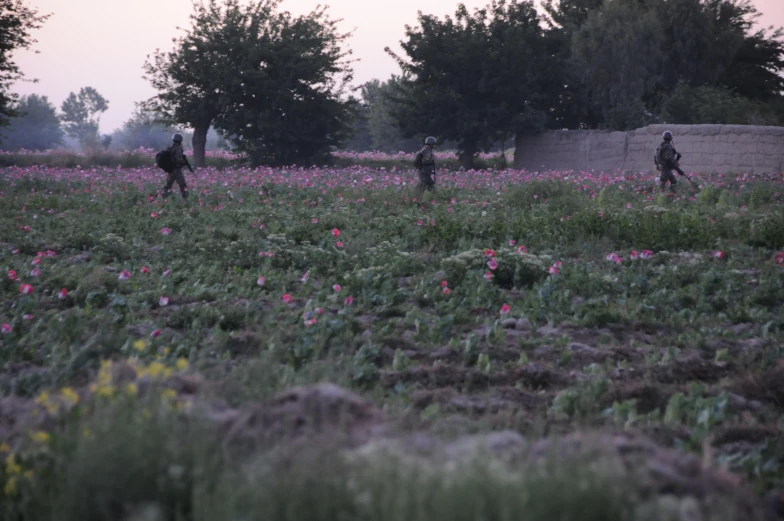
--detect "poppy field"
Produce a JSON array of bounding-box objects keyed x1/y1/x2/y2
[{"x1": 1, "y1": 162, "x2": 784, "y2": 520}]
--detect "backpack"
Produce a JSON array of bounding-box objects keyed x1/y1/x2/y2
[
  {"x1": 155, "y1": 146, "x2": 175, "y2": 173},
  {"x1": 414, "y1": 150, "x2": 424, "y2": 169}
]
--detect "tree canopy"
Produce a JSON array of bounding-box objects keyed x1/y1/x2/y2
[
  {"x1": 143, "y1": 0, "x2": 355, "y2": 167},
  {"x1": 386, "y1": 0, "x2": 553, "y2": 168},
  {"x1": 0, "y1": 94, "x2": 63, "y2": 151},
  {"x1": 0, "y1": 0, "x2": 49, "y2": 136},
  {"x1": 60, "y1": 87, "x2": 109, "y2": 150}
]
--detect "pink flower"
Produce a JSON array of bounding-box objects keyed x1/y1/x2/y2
[
  {"x1": 257, "y1": 276, "x2": 266, "y2": 286},
  {"x1": 30, "y1": 268, "x2": 41, "y2": 277},
  {"x1": 441, "y1": 280, "x2": 448, "y2": 288},
  {"x1": 599, "y1": 211, "x2": 604, "y2": 217},
  {"x1": 713, "y1": 250, "x2": 725, "y2": 259},
  {"x1": 304, "y1": 318, "x2": 318, "y2": 327},
  {"x1": 159, "y1": 296, "x2": 169, "y2": 306},
  {"x1": 417, "y1": 220, "x2": 423, "y2": 226},
  {"x1": 31, "y1": 257, "x2": 41, "y2": 266},
  {"x1": 487, "y1": 258, "x2": 498, "y2": 271},
  {"x1": 333, "y1": 284, "x2": 342, "y2": 293},
  {"x1": 345, "y1": 296, "x2": 354, "y2": 306},
  {"x1": 336, "y1": 241, "x2": 344, "y2": 248},
  {"x1": 548, "y1": 265, "x2": 559, "y2": 275},
  {"x1": 332, "y1": 228, "x2": 341, "y2": 237},
  {"x1": 500, "y1": 304, "x2": 511, "y2": 315},
  {"x1": 300, "y1": 271, "x2": 310, "y2": 283},
  {"x1": 151, "y1": 329, "x2": 161, "y2": 338},
  {"x1": 282, "y1": 293, "x2": 293, "y2": 303},
  {"x1": 605, "y1": 253, "x2": 623, "y2": 264},
  {"x1": 162, "y1": 270, "x2": 171, "y2": 277},
  {"x1": 12, "y1": 249, "x2": 19, "y2": 255},
  {"x1": 484, "y1": 272, "x2": 494, "y2": 281},
  {"x1": 141, "y1": 266, "x2": 149, "y2": 274},
  {"x1": 22, "y1": 314, "x2": 33, "y2": 321},
  {"x1": 517, "y1": 245, "x2": 527, "y2": 253},
  {"x1": 8, "y1": 270, "x2": 16, "y2": 279},
  {"x1": 20, "y1": 283, "x2": 34, "y2": 295},
  {"x1": 626, "y1": 203, "x2": 632, "y2": 209},
  {"x1": 23, "y1": 225, "x2": 30, "y2": 233},
  {"x1": 311, "y1": 218, "x2": 319, "y2": 224},
  {"x1": 58, "y1": 288, "x2": 68, "y2": 300},
  {"x1": 641, "y1": 250, "x2": 654, "y2": 259},
  {"x1": 442, "y1": 287, "x2": 451, "y2": 295},
  {"x1": 630, "y1": 250, "x2": 640, "y2": 260},
  {"x1": 161, "y1": 228, "x2": 172, "y2": 236},
  {"x1": 508, "y1": 240, "x2": 516, "y2": 246},
  {"x1": 485, "y1": 249, "x2": 496, "y2": 257},
  {"x1": 119, "y1": 270, "x2": 132, "y2": 280},
  {"x1": 1, "y1": 324, "x2": 11, "y2": 334},
  {"x1": 150, "y1": 212, "x2": 159, "y2": 218}
]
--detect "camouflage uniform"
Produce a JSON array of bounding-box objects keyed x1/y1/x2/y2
[
  {"x1": 416, "y1": 145, "x2": 436, "y2": 192},
  {"x1": 656, "y1": 141, "x2": 680, "y2": 193},
  {"x1": 162, "y1": 143, "x2": 190, "y2": 199}
]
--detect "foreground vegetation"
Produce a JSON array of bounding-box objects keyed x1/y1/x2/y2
[{"x1": 0, "y1": 163, "x2": 783, "y2": 520}]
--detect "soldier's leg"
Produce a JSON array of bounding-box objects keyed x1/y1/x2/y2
[
  {"x1": 174, "y1": 170, "x2": 189, "y2": 200},
  {"x1": 667, "y1": 172, "x2": 677, "y2": 194},
  {"x1": 162, "y1": 172, "x2": 175, "y2": 197}
]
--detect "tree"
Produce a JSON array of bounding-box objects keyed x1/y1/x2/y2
[
  {"x1": 214, "y1": 5, "x2": 356, "y2": 165},
  {"x1": 0, "y1": 0, "x2": 49, "y2": 137},
  {"x1": 362, "y1": 78, "x2": 420, "y2": 153},
  {"x1": 112, "y1": 105, "x2": 179, "y2": 151},
  {"x1": 144, "y1": 0, "x2": 355, "y2": 167},
  {"x1": 0, "y1": 94, "x2": 63, "y2": 150},
  {"x1": 386, "y1": 0, "x2": 553, "y2": 169},
  {"x1": 660, "y1": 83, "x2": 777, "y2": 125},
  {"x1": 60, "y1": 87, "x2": 109, "y2": 150}
]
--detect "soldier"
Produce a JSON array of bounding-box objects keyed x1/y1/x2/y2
[
  {"x1": 414, "y1": 136, "x2": 437, "y2": 193},
  {"x1": 654, "y1": 131, "x2": 684, "y2": 194},
  {"x1": 161, "y1": 133, "x2": 194, "y2": 201}
]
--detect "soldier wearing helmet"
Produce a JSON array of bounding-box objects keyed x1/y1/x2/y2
[
  {"x1": 161, "y1": 133, "x2": 194, "y2": 200},
  {"x1": 414, "y1": 136, "x2": 438, "y2": 193},
  {"x1": 654, "y1": 131, "x2": 683, "y2": 194}
]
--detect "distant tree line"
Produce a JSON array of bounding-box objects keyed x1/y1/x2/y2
[{"x1": 0, "y1": 0, "x2": 782, "y2": 168}]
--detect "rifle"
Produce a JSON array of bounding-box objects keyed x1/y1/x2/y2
[{"x1": 183, "y1": 154, "x2": 195, "y2": 174}]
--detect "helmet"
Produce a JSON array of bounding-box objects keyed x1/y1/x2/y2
[
  {"x1": 662, "y1": 131, "x2": 673, "y2": 141},
  {"x1": 425, "y1": 136, "x2": 437, "y2": 146},
  {"x1": 172, "y1": 133, "x2": 184, "y2": 143}
]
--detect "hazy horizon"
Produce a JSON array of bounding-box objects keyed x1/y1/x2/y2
[{"x1": 10, "y1": 0, "x2": 784, "y2": 133}]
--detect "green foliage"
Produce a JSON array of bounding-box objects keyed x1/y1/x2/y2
[
  {"x1": 0, "y1": 94, "x2": 64, "y2": 151},
  {"x1": 143, "y1": 0, "x2": 355, "y2": 167},
  {"x1": 59, "y1": 87, "x2": 109, "y2": 151},
  {"x1": 660, "y1": 83, "x2": 776, "y2": 125},
  {"x1": 0, "y1": 0, "x2": 49, "y2": 132},
  {"x1": 385, "y1": 0, "x2": 552, "y2": 168}
]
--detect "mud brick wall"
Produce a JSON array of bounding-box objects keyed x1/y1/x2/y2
[{"x1": 514, "y1": 124, "x2": 784, "y2": 174}]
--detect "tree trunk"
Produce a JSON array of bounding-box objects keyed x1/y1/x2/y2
[
  {"x1": 191, "y1": 122, "x2": 210, "y2": 168},
  {"x1": 459, "y1": 142, "x2": 477, "y2": 170}
]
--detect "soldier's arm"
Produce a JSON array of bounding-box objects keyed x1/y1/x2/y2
[{"x1": 172, "y1": 147, "x2": 188, "y2": 167}]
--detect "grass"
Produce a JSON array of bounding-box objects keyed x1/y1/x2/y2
[{"x1": 0, "y1": 161, "x2": 782, "y2": 519}]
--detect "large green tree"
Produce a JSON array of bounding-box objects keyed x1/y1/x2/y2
[
  {"x1": 0, "y1": 0, "x2": 49, "y2": 137},
  {"x1": 60, "y1": 87, "x2": 109, "y2": 150},
  {"x1": 386, "y1": 0, "x2": 553, "y2": 169},
  {"x1": 144, "y1": 0, "x2": 355, "y2": 167},
  {"x1": 0, "y1": 93, "x2": 63, "y2": 150}
]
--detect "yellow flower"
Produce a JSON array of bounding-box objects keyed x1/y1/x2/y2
[
  {"x1": 0, "y1": 442, "x2": 10, "y2": 453},
  {"x1": 30, "y1": 431, "x2": 50, "y2": 444},
  {"x1": 4, "y1": 477, "x2": 17, "y2": 496},
  {"x1": 163, "y1": 368, "x2": 173, "y2": 378},
  {"x1": 97, "y1": 385, "x2": 115, "y2": 398},
  {"x1": 146, "y1": 362, "x2": 166, "y2": 378},
  {"x1": 125, "y1": 383, "x2": 138, "y2": 397},
  {"x1": 132, "y1": 339, "x2": 147, "y2": 352},
  {"x1": 161, "y1": 389, "x2": 177, "y2": 400},
  {"x1": 176, "y1": 358, "x2": 189, "y2": 371},
  {"x1": 162, "y1": 347, "x2": 170, "y2": 356},
  {"x1": 61, "y1": 387, "x2": 79, "y2": 406},
  {"x1": 34, "y1": 391, "x2": 49, "y2": 406},
  {"x1": 5, "y1": 454, "x2": 21, "y2": 475}
]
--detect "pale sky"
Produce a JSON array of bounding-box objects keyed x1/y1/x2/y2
[{"x1": 11, "y1": 0, "x2": 784, "y2": 132}]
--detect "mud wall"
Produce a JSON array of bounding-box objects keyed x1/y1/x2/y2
[{"x1": 513, "y1": 124, "x2": 784, "y2": 173}]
